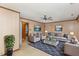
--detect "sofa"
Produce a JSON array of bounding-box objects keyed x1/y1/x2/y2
[{"x1": 64, "y1": 43, "x2": 79, "y2": 56}]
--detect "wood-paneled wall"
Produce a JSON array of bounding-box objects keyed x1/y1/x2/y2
[
  {"x1": 20, "y1": 18, "x2": 45, "y2": 34},
  {"x1": 45, "y1": 20, "x2": 79, "y2": 40}
]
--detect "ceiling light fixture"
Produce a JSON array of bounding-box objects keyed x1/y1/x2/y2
[{"x1": 41, "y1": 15, "x2": 53, "y2": 22}]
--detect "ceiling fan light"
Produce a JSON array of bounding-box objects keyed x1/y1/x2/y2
[{"x1": 43, "y1": 15, "x2": 47, "y2": 20}]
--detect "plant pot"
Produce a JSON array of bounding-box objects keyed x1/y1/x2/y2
[{"x1": 6, "y1": 48, "x2": 13, "y2": 56}]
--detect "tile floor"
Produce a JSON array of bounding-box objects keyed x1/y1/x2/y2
[
  {"x1": 13, "y1": 40, "x2": 50, "y2": 56},
  {"x1": 13, "y1": 45, "x2": 50, "y2": 56}
]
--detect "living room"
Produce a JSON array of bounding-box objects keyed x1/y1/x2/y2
[{"x1": 0, "y1": 3, "x2": 79, "y2": 56}]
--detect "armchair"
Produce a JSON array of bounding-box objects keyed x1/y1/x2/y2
[{"x1": 29, "y1": 32, "x2": 41, "y2": 42}]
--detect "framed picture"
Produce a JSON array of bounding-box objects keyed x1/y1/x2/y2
[
  {"x1": 34, "y1": 25, "x2": 41, "y2": 32},
  {"x1": 55, "y1": 25, "x2": 62, "y2": 32}
]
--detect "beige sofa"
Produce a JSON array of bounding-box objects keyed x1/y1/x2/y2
[{"x1": 64, "y1": 43, "x2": 79, "y2": 56}]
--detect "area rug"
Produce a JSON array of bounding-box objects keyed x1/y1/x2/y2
[{"x1": 29, "y1": 40, "x2": 65, "y2": 56}]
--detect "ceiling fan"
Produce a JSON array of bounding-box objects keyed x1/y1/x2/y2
[{"x1": 41, "y1": 15, "x2": 53, "y2": 21}]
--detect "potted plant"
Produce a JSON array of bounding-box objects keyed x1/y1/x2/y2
[{"x1": 4, "y1": 35, "x2": 15, "y2": 56}]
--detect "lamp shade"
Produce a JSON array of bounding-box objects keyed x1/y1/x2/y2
[
  {"x1": 45, "y1": 30, "x2": 48, "y2": 33},
  {"x1": 70, "y1": 32, "x2": 74, "y2": 35}
]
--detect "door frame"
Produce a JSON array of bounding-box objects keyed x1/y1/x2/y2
[{"x1": 20, "y1": 21, "x2": 29, "y2": 48}]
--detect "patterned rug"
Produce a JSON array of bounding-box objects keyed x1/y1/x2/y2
[{"x1": 30, "y1": 40, "x2": 65, "y2": 56}]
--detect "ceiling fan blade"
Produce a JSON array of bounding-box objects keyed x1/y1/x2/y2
[
  {"x1": 40, "y1": 16, "x2": 46, "y2": 20},
  {"x1": 48, "y1": 17, "x2": 53, "y2": 20}
]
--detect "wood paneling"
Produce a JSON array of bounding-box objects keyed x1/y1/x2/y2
[
  {"x1": 20, "y1": 18, "x2": 45, "y2": 34},
  {"x1": 45, "y1": 20, "x2": 79, "y2": 41}
]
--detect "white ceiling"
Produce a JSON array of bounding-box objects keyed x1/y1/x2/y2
[{"x1": 0, "y1": 3, "x2": 79, "y2": 23}]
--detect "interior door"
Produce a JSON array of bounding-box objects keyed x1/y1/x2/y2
[
  {"x1": 22, "y1": 22, "x2": 27, "y2": 41},
  {"x1": 26, "y1": 23, "x2": 29, "y2": 39},
  {"x1": 22, "y1": 21, "x2": 29, "y2": 47}
]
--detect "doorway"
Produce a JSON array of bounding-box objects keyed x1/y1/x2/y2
[{"x1": 22, "y1": 21, "x2": 29, "y2": 47}]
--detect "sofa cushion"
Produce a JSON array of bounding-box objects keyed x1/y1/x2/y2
[{"x1": 54, "y1": 32, "x2": 63, "y2": 37}]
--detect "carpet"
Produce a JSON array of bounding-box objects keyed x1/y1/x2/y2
[{"x1": 30, "y1": 40, "x2": 65, "y2": 56}]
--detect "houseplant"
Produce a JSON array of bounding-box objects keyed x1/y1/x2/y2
[{"x1": 4, "y1": 35, "x2": 15, "y2": 56}]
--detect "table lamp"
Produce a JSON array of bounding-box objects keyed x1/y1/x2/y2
[
  {"x1": 45, "y1": 30, "x2": 48, "y2": 33},
  {"x1": 70, "y1": 32, "x2": 74, "y2": 36}
]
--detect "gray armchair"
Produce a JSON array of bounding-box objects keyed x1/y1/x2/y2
[{"x1": 29, "y1": 32, "x2": 41, "y2": 42}]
